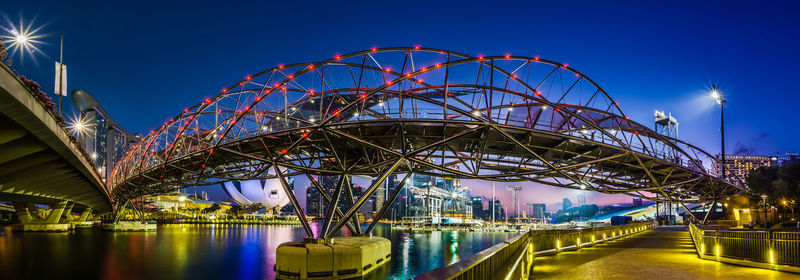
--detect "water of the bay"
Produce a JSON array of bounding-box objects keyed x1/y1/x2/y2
[{"x1": 0, "y1": 223, "x2": 514, "y2": 279}]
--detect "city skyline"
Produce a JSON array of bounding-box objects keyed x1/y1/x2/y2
[{"x1": 3, "y1": 2, "x2": 800, "y2": 279}]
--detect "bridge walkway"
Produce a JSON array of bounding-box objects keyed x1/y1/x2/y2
[{"x1": 533, "y1": 226, "x2": 799, "y2": 280}]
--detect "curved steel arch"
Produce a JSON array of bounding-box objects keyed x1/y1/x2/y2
[{"x1": 110, "y1": 47, "x2": 746, "y2": 231}]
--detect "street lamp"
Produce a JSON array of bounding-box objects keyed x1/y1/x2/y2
[
  {"x1": 15, "y1": 34, "x2": 27, "y2": 44},
  {"x1": 2, "y1": 20, "x2": 66, "y2": 117},
  {"x1": 710, "y1": 84, "x2": 727, "y2": 181},
  {"x1": 761, "y1": 194, "x2": 768, "y2": 228}
]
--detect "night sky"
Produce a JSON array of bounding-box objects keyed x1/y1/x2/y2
[{"x1": 4, "y1": 1, "x2": 799, "y2": 212}]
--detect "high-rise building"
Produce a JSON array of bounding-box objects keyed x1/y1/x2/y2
[
  {"x1": 314, "y1": 175, "x2": 353, "y2": 216},
  {"x1": 471, "y1": 197, "x2": 485, "y2": 219},
  {"x1": 372, "y1": 174, "x2": 397, "y2": 215},
  {"x1": 491, "y1": 199, "x2": 505, "y2": 221},
  {"x1": 71, "y1": 89, "x2": 139, "y2": 180},
  {"x1": 526, "y1": 203, "x2": 546, "y2": 222},
  {"x1": 716, "y1": 154, "x2": 773, "y2": 183},
  {"x1": 563, "y1": 198, "x2": 572, "y2": 211},
  {"x1": 305, "y1": 185, "x2": 324, "y2": 218}
]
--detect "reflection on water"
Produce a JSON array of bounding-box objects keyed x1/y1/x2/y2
[{"x1": 0, "y1": 223, "x2": 512, "y2": 279}]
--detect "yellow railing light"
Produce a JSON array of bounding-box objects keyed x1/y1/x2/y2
[{"x1": 769, "y1": 250, "x2": 775, "y2": 264}]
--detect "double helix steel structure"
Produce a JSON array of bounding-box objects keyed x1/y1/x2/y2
[{"x1": 109, "y1": 47, "x2": 746, "y2": 237}]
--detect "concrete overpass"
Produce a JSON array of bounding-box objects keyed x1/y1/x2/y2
[{"x1": 0, "y1": 63, "x2": 112, "y2": 221}]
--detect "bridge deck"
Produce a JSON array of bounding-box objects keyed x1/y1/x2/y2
[{"x1": 533, "y1": 226, "x2": 799, "y2": 279}]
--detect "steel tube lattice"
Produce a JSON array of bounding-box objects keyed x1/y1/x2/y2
[{"x1": 109, "y1": 47, "x2": 747, "y2": 236}]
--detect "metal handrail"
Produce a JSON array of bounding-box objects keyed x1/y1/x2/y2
[
  {"x1": 416, "y1": 221, "x2": 656, "y2": 279},
  {"x1": 503, "y1": 234, "x2": 533, "y2": 280},
  {"x1": 689, "y1": 223, "x2": 800, "y2": 267}
]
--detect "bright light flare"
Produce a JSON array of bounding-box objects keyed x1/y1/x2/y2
[
  {"x1": 709, "y1": 84, "x2": 726, "y2": 105},
  {"x1": 709, "y1": 90, "x2": 724, "y2": 105},
  {"x1": 1, "y1": 17, "x2": 52, "y2": 63},
  {"x1": 67, "y1": 115, "x2": 93, "y2": 137}
]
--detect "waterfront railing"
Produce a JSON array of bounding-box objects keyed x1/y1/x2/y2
[
  {"x1": 688, "y1": 223, "x2": 800, "y2": 271},
  {"x1": 416, "y1": 221, "x2": 657, "y2": 280}
]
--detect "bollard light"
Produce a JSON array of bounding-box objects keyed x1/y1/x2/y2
[
  {"x1": 769, "y1": 250, "x2": 775, "y2": 264},
  {"x1": 527, "y1": 243, "x2": 534, "y2": 263}
]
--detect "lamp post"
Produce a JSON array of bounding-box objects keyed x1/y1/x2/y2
[
  {"x1": 761, "y1": 194, "x2": 768, "y2": 228},
  {"x1": 6, "y1": 26, "x2": 65, "y2": 117},
  {"x1": 710, "y1": 84, "x2": 727, "y2": 181}
]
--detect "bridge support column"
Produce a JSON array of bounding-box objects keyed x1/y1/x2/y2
[
  {"x1": 99, "y1": 200, "x2": 156, "y2": 231},
  {"x1": 59, "y1": 202, "x2": 74, "y2": 223},
  {"x1": 44, "y1": 200, "x2": 68, "y2": 224},
  {"x1": 10, "y1": 201, "x2": 71, "y2": 232},
  {"x1": 11, "y1": 202, "x2": 33, "y2": 224},
  {"x1": 26, "y1": 202, "x2": 47, "y2": 220},
  {"x1": 70, "y1": 207, "x2": 95, "y2": 228},
  {"x1": 78, "y1": 208, "x2": 92, "y2": 222}
]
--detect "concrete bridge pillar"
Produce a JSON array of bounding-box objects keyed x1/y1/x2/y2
[
  {"x1": 78, "y1": 208, "x2": 92, "y2": 222},
  {"x1": 10, "y1": 201, "x2": 71, "y2": 231},
  {"x1": 11, "y1": 203, "x2": 33, "y2": 224},
  {"x1": 59, "y1": 202, "x2": 75, "y2": 223},
  {"x1": 44, "y1": 200, "x2": 69, "y2": 224},
  {"x1": 26, "y1": 202, "x2": 47, "y2": 220}
]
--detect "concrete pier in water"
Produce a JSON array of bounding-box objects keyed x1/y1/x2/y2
[
  {"x1": 99, "y1": 221, "x2": 157, "y2": 231},
  {"x1": 275, "y1": 236, "x2": 391, "y2": 279}
]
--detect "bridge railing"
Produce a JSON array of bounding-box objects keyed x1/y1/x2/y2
[
  {"x1": 689, "y1": 223, "x2": 800, "y2": 267},
  {"x1": 416, "y1": 221, "x2": 657, "y2": 280}
]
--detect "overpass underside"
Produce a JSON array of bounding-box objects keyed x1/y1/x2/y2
[
  {"x1": 0, "y1": 64, "x2": 111, "y2": 213},
  {"x1": 0, "y1": 115, "x2": 102, "y2": 207}
]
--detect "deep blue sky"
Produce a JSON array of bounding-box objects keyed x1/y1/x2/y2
[{"x1": 4, "y1": 1, "x2": 800, "y2": 210}]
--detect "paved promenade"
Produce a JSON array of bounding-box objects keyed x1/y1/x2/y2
[{"x1": 533, "y1": 226, "x2": 800, "y2": 280}]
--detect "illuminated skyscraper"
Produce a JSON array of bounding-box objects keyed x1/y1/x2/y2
[
  {"x1": 71, "y1": 89, "x2": 139, "y2": 180},
  {"x1": 716, "y1": 154, "x2": 773, "y2": 183}
]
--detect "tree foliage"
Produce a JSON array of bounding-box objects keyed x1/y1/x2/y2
[
  {"x1": 747, "y1": 162, "x2": 800, "y2": 206},
  {"x1": 202, "y1": 203, "x2": 221, "y2": 214}
]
